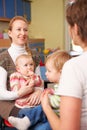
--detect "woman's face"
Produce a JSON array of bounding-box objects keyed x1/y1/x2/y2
[{"x1": 8, "y1": 20, "x2": 28, "y2": 46}]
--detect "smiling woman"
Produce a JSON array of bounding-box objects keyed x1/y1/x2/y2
[{"x1": 0, "y1": 16, "x2": 33, "y2": 118}]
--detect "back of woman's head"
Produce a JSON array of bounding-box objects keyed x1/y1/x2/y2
[{"x1": 66, "y1": 0, "x2": 87, "y2": 42}]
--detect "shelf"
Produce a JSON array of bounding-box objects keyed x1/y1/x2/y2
[
  {"x1": 28, "y1": 39, "x2": 45, "y2": 44},
  {"x1": 0, "y1": 39, "x2": 11, "y2": 47},
  {"x1": 0, "y1": 38, "x2": 45, "y2": 62},
  {"x1": 0, "y1": 17, "x2": 31, "y2": 23},
  {"x1": 0, "y1": 17, "x2": 11, "y2": 22},
  {"x1": 0, "y1": 39, "x2": 45, "y2": 48}
]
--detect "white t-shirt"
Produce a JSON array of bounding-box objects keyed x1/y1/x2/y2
[
  {"x1": 0, "y1": 66, "x2": 18, "y2": 100},
  {"x1": 58, "y1": 51, "x2": 87, "y2": 130}
]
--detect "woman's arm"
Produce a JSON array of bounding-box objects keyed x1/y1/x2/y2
[
  {"x1": 0, "y1": 66, "x2": 18, "y2": 100},
  {"x1": 41, "y1": 90, "x2": 82, "y2": 130},
  {"x1": 25, "y1": 89, "x2": 43, "y2": 106},
  {"x1": 59, "y1": 96, "x2": 81, "y2": 130},
  {"x1": 0, "y1": 66, "x2": 34, "y2": 100}
]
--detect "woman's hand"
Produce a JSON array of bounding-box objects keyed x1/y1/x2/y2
[
  {"x1": 25, "y1": 89, "x2": 42, "y2": 106},
  {"x1": 41, "y1": 88, "x2": 51, "y2": 111}
]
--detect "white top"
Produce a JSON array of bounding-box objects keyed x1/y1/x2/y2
[
  {"x1": 0, "y1": 43, "x2": 41, "y2": 100},
  {"x1": 0, "y1": 66, "x2": 18, "y2": 100},
  {"x1": 58, "y1": 51, "x2": 87, "y2": 130},
  {"x1": 8, "y1": 43, "x2": 27, "y2": 64}
]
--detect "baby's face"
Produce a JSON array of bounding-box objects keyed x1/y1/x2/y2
[
  {"x1": 17, "y1": 57, "x2": 35, "y2": 77},
  {"x1": 45, "y1": 61, "x2": 61, "y2": 83}
]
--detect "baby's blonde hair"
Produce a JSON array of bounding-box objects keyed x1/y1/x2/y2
[
  {"x1": 15, "y1": 54, "x2": 35, "y2": 67},
  {"x1": 45, "y1": 50, "x2": 71, "y2": 72}
]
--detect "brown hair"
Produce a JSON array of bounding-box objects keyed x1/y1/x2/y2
[
  {"x1": 45, "y1": 50, "x2": 71, "y2": 71},
  {"x1": 66, "y1": 0, "x2": 87, "y2": 43}
]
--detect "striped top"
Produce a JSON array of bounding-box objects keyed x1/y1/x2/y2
[{"x1": 10, "y1": 71, "x2": 42, "y2": 108}]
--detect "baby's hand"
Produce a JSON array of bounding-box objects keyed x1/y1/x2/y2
[
  {"x1": 28, "y1": 70, "x2": 34, "y2": 77},
  {"x1": 49, "y1": 88, "x2": 55, "y2": 94},
  {"x1": 29, "y1": 79, "x2": 35, "y2": 87},
  {"x1": 44, "y1": 88, "x2": 54, "y2": 95}
]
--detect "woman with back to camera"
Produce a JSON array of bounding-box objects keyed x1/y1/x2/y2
[
  {"x1": 0, "y1": 16, "x2": 51, "y2": 130},
  {"x1": 41, "y1": 0, "x2": 87, "y2": 130}
]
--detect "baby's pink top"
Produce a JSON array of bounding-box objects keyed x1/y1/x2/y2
[{"x1": 10, "y1": 72, "x2": 42, "y2": 108}]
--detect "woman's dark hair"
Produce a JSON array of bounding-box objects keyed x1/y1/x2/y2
[{"x1": 66, "y1": 0, "x2": 87, "y2": 43}]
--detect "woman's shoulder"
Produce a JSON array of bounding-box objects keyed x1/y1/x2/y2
[
  {"x1": 0, "y1": 49, "x2": 8, "y2": 55},
  {"x1": 0, "y1": 66, "x2": 7, "y2": 78},
  {"x1": 0, "y1": 50, "x2": 16, "y2": 75},
  {"x1": 63, "y1": 53, "x2": 86, "y2": 71},
  {"x1": 0, "y1": 50, "x2": 9, "y2": 62},
  {"x1": 0, "y1": 66, "x2": 7, "y2": 73}
]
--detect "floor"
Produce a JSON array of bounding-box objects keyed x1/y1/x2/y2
[
  {"x1": 0, "y1": 127, "x2": 16, "y2": 130},
  {"x1": 0, "y1": 128, "x2": 16, "y2": 130},
  {"x1": 0, "y1": 117, "x2": 16, "y2": 130}
]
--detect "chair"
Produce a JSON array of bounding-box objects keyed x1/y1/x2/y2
[
  {"x1": 0, "y1": 117, "x2": 16, "y2": 130},
  {"x1": 4, "y1": 119, "x2": 13, "y2": 127}
]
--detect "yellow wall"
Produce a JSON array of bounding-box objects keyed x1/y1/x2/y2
[{"x1": 29, "y1": 0, "x2": 65, "y2": 50}]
